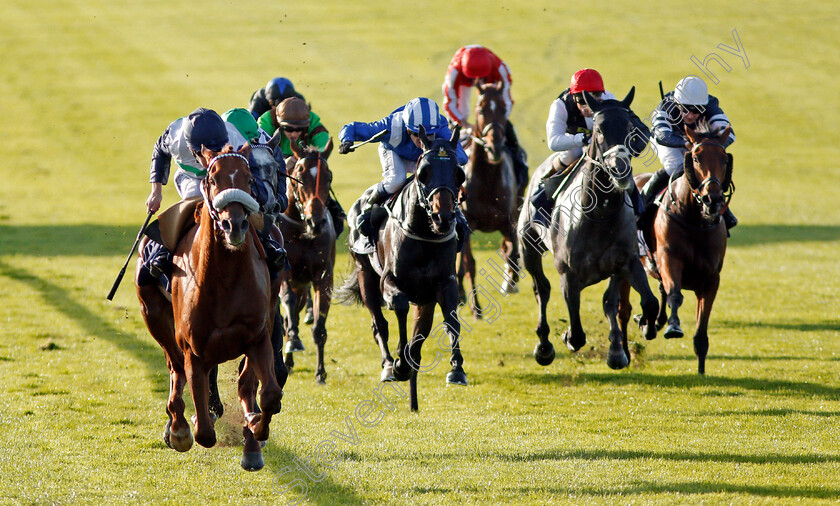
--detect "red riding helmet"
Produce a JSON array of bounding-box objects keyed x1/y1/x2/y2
[
  {"x1": 462, "y1": 47, "x2": 493, "y2": 79},
  {"x1": 570, "y1": 68, "x2": 605, "y2": 94}
]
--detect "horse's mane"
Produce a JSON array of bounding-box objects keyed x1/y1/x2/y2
[
  {"x1": 689, "y1": 120, "x2": 720, "y2": 139},
  {"x1": 296, "y1": 144, "x2": 322, "y2": 159}
]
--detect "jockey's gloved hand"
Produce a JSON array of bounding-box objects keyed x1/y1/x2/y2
[
  {"x1": 338, "y1": 141, "x2": 353, "y2": 155},
  {"x1": 580, "y1": 132, "x2": 592, "y2": 146}
]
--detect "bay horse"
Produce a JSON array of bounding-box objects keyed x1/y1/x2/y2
[
  {"x1": 337, "y1": 126, "x2": 466, "y2": 412},
  {"x1": 135, "y1": 144, "x2": 283, "y2": 471},
  {"x1": 458, "y1": 81, "x2": 522, "y2": 318},
  {"x1": 278, "y1": 138, "x2": 336, "y2": 384},
  {"x1": 518, "y1": 88, "x2": 659, "y2": 370},
  {"x1": 626, "y1": 124, "x2": 733, "y2": 374}
]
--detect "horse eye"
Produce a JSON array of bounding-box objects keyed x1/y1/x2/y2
[{"x1": 209, "y1": 178, "x2": 217, "y2": 187}]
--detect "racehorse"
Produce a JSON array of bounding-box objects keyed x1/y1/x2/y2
[
  {"x1": 626, "y1": 124, "x2": 733, "y2": 374},
  {"x1": 458, "y1": 81, "x2": 522, "y2": 317},
  {"x1": 337, "y1": 126, "x2": 466, "y2": 412},
  {"x1": 135, "y1": 144, "x2": 284, "y2": 471},
  {"x1": 517, "y1": 88, "x2": 659, "y2": 370},
  {"x1": 277, "y1": 138, "x2": 336, "y2": 384}
]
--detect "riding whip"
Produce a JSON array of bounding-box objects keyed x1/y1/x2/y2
[
  {"x1": 658, "y1": 81, "x2": 665, "y2": 100},
  {"x1": 106, "y1": 211, "x2": 154, "y2": 300},
  {"x1": 347, "y1": 130, "x2": 389, "y2": 152}
]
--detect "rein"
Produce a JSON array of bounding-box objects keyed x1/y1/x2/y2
[{"x1": 289, "y1": 154, "x2": 330, "y2": 222}]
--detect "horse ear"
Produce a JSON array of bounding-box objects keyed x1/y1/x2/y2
[
  {"x1": 583, "y1": 91, "x2": 602, "y2": 112},
  {"x1": 268, "y1": 129, "x2": 283, "y2": 151},
  {"x1": 322, "y1": 137, "x2": 334, "y2": 159},
  {"x1": 723, "y1": 153, "x2": 734, "y2": 190},
  {"x1": 685, "y1": 124, "x2": 698, "y2": 143},
  {"x1": 238, "y1": 142, "x2": 251, "y2": 160},
  {"x1": 289, "y1": 136, "x2": 304, "y2": 159},
  {"x1": 450, "y1": 125, "x2": 461, "y2": 148},
  {"x1": 717, "y1": 125, "x2": 732, "y2": 144},
  {"x1": 418, "y1": 125, "x2": 432, "y2": 149},
  {"x1": 621, "y1": 86, "x2": 635, "y2": 108}
]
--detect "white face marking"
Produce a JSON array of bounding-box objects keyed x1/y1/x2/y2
[
  {"x1": 229, "y1": 169, "x2": 238, "y2": 186},
  {"x1": 309, "y1": 167, "x2": 318, "y2": 177},
  {"x1": 490, "y1": 101, "x2": 497, "y2": 113}
]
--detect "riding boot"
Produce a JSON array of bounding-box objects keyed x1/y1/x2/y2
[
  {"x1": 357, "y1": 186, "x2": 390, "y2": 241},
  {"x1": 640, "y1": 168, "x2": 669, "y2": 208},
  {"x1": 454, "y1": 207, "x2": 471, "y2": 253},
  {"x1": 326, "y1": 196, "x2": 346, "y2": 236},
  {"x1": 630, "y1": 185, "x2": 646, "y2": 218},
  {"x1": 529, "y1": 185, "x2": 553, "y2": 228},
  {"x1": 261, "y1": 235, "x2": 288, "y2": 274},
  {"x1": 722, "y1": 208, "x2": 738, "y2": 230},
  {"x1": 505, "y1": 121, "x2": 529, "y2": 187},
  {"x1": 146, "y1": 241, "x2": 173, "y2": 280}
]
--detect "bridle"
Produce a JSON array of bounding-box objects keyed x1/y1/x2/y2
[
  {"x1": 583, "y1": 107, "x2": 634, "y2": 190},
  {"x1": 289, "y1": 153, "x2": 330, "y2": 221},
  {"x1": 686, "y1": 140, "x2": 734, "y2": 209},
  {"x1": 201, "y1": 152, "x2": 260, "y2": 232}
]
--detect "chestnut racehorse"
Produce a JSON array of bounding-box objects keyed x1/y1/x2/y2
[
  {"x1": 338, "y1": 126, "x2": 466, "y2": 412},
  {"x1": 278, "y1": 139, "x2": 336, "y2": 384},
  {"x1": 459, "y1": 82, "x2": 523, "y2": 317},
  {"x1": 135, "y1": 144, "x2": 283, "y2": 471},
  {"x1": 625, "y1": 124, "x2": 734, "y2": 374}
]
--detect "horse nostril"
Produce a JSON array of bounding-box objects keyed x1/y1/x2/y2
[
  {"x1": 221, "y1": 220, "x2": 232, "y2": 233},
  {"x1": 241, "y1": 218, "x2": 249, "y2": 231}
]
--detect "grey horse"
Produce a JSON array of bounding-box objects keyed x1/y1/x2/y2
[{"x1": 518, "y1": 88, "x2": 659, "y2": 369}]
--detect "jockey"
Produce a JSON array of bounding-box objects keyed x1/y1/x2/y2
[
  {"x1": 531, "y1": 68, "x2": 650, "y2": 226},
  {"x1": 641, "y1": 76, "x2": 737, "y2": 230},
  {"x1": 257, "y1": 97, "x2": 345, "y2": 235},
  {"x1": 247, "y1": 77, "x2": 304, "y2": 120},
  {"x1": 221, "y1": 107, "x2": 289, "y2": 219},
  {"x1": 337, "y1": 97, "x2": 468, "y2": 250},
  {"x1": 441, "y1": 45, "x2": 529, "y2": 187},
  {"x1": 142, "y1": 108, "x2": 287, "y2": 286}
]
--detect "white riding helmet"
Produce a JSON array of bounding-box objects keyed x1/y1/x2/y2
[{"x1": 674, "y1": 76, "x2": 709, "y2": 106}]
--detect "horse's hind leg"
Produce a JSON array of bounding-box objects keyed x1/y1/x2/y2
[
  {"x1": 659, "y1": 258, "x2": 685, "y2": 339},
  {"x1": 604, "y1": 277, "x2": 630, "y2": 370},
  {"x1": 521, "y1": 229, "x2": 554, "y2": 365},
  {"x1": 439, "y1": 276, "x2": 467, "y2": 386},
  {"x1": 280, "y1": 285, "x2": 304, "y2": 373},
  {"x1": 460, "y1": 237, "x2": 484, "y2": 318},
  {"x1": 500, "y1": 226, "x2": 521, "y2": 294},
  {"x1": 694, "y1": 277, "x2": 720, "y2": 375},
  {"x1": 628, "y1": 257, "x2": 659, "y2": 340},
  {"x1": 358, "y1": 264, "x2": 394, "y2": 381},
  {"x1": 243, "y1": 336, "x2": 283, "y2": 443},
  {"x1": 559, "y1": 271, "x2": 586, "y2": 353},
  {"x1": 618, "y1": 279, "x2": 632, "y2": 359}
]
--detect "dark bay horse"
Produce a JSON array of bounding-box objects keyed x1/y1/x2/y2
[
  {"x1": 278, "y1": 139, "x2": 336, "y2": 384},
  {"x1": 135, "y1": 144, "x2": 283, "y2": 471},
  {"x1": 459, "y1": 82, "x2": 522, "y2": 317},
  {"x1": 626, "y1": 124, "x2": 733, "y2": 374},
  {"x1": 338, "y1": 126, "x2": 466, "y2": 411},
  {"x1": 518, "y1": 88, "x2": 659, "y2": 370}
]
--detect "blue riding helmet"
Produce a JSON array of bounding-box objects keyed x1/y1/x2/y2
[
  {"x1": 185, "y1": 108, "x2": 228, "y2": 152},
  {"x1": 401, "y1": 97, "x2": 446, "y2": 137},
  {"x1": 265, "y1": 77, "x2": 300, "y2": 105}
]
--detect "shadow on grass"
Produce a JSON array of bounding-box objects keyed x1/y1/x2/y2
[
  {"x1": 262, "y1": 446, "x2": 368, "y2": 505},
  {"x1": 0, "y1": 259, "x2": 167, "y2": 394},
  {"x1": 514, "y1": 370, "x2": 840, "y2": 400},
  {"x1": 0, "y1": 224, "x2": 351, "y2": 257},
  {"x1": 498, "y1": 447, "x2": 840, "y2": 466},
  {"x1": 716, "y1": 319, "x2": 840, "y2": 332},
  {"x1": 506, "y1": 481, "x2": 840, "y2": 500}
]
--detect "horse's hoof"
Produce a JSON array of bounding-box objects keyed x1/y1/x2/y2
[
  {"x1": 315, "y1": 375, "x2": 326, "y2": 385},
  {"x1": 607, "y1": 345, "x2": 630, "y2": 370},
  {"x1": 446, "y1": 369, "x2": 468, "y2": 385},
  {"x1": 241, "y1": 451, "x2": 265, "y2": 471},
  {"x1": 664, "y1": 324, "x2": 684, "y2": 339},
  {"x1": 284, "y1": 338, "x2": 305, "y2": 354},
  {"x1": 501, "y1": 280, "x2": 519, "y2": 294},
  {"x1": 392, "y1": 359, "x2": 412, "y2": 382},
  {"x1": 163, "y1": 419, "x2": 172, "y2": 449},
  {"x1": 533, "y1": 341, "x2": 555, "y2": 366},
  {"x1": 562, "y1": 330, "x2": 585, "y2": 352},
  {"x1": 380, "y1": 364, "x2": 396, "y2": 382},
  {"x1": 169, "y1": 426, "x2": 194, "y2": 452},
  {"x1": 303, "y1": 308, "x2": 315, "y2": 325}
]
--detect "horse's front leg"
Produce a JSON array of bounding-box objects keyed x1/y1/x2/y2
[
  {"x1": 521, "y1": 228, "x2": 554, "y2": 365},
  {"x1": 406, "y1": 303, "x2": 436, "y2": 412},
  {"x1": 658, "y1": 254, "x2": 685, "y2": 339},
  {"x1": 439, "y1": 275, "x2": 467, "y2": 385},
  {"x1": 312, "y1": 274, "x2": 333, "y2": 384},
  {"x1": 693, "y1": 275, "x2": 720, "y2": 375},
  {"x1": 558, "y1": 269, "x2": 586, "y2": 352},
  {"x1": 627, "y1": 256, "x2": 659, "y2": 340},
  {"x1": 280, "y1": 283, "x2": 304, "y2": 374},
  {"x1": 184, "y1": 352, "x2": 215, "y2": 448},
  {"x1": 604, "y1": 276, "x2": 630, "y2": 370},
  {"x1": 243, "y1": 334, "x2": 283, "y2": 442},
  {"x1": 384, "y1": 274, "x2": 411, "y2": 382}
]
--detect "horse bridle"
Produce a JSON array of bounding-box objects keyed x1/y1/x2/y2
[
  {"x1": 686, "y1": 140, "x2": 734, "y2": 211},
  {"x1": 470, "y1": 121, "x2": 505, "y2": 148},
  {"x1": 201, "y1": 152, "x2": 260, "y2": 231},
  {"x1": 290, "y1": 153, "x2": 330, "y2": 220},
  {"x1": 584, "y1": 107, "x2": 633, "y2": 187}
]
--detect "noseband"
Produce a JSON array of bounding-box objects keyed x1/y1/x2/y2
[{"x1": 201, "y1": 153, "x2": 260, "y2": 231}]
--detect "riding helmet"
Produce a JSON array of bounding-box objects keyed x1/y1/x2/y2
[
  {"x1": 462, "y1": 46, "x2": 493, "y2": 79},
  {"x1": 570, "y1": 68, "x2": 605, "y2": 94},
  {"x1": 222, "y1": 108, "x2": 260, "y2": 142},
  {"x1": 276, "y1": 97, "x2": 311, "y2": 129},
  {"x1": 184, "y1": 108, "x2": 228, "y2": 152},
  {"x1": 401, "y1": 97, "x2": 445, "y2": 136},
  {"x1": 674, "y1": 76, "x2": 709, "y2": 106}
]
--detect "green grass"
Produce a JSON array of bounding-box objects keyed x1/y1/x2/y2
[{"x1": 1, "y1": 0, "x2": 839, "y2": 504}]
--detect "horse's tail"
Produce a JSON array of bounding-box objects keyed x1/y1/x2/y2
[{"x1": 334, "y1": 264, "x2": 363, "y2": 306}]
